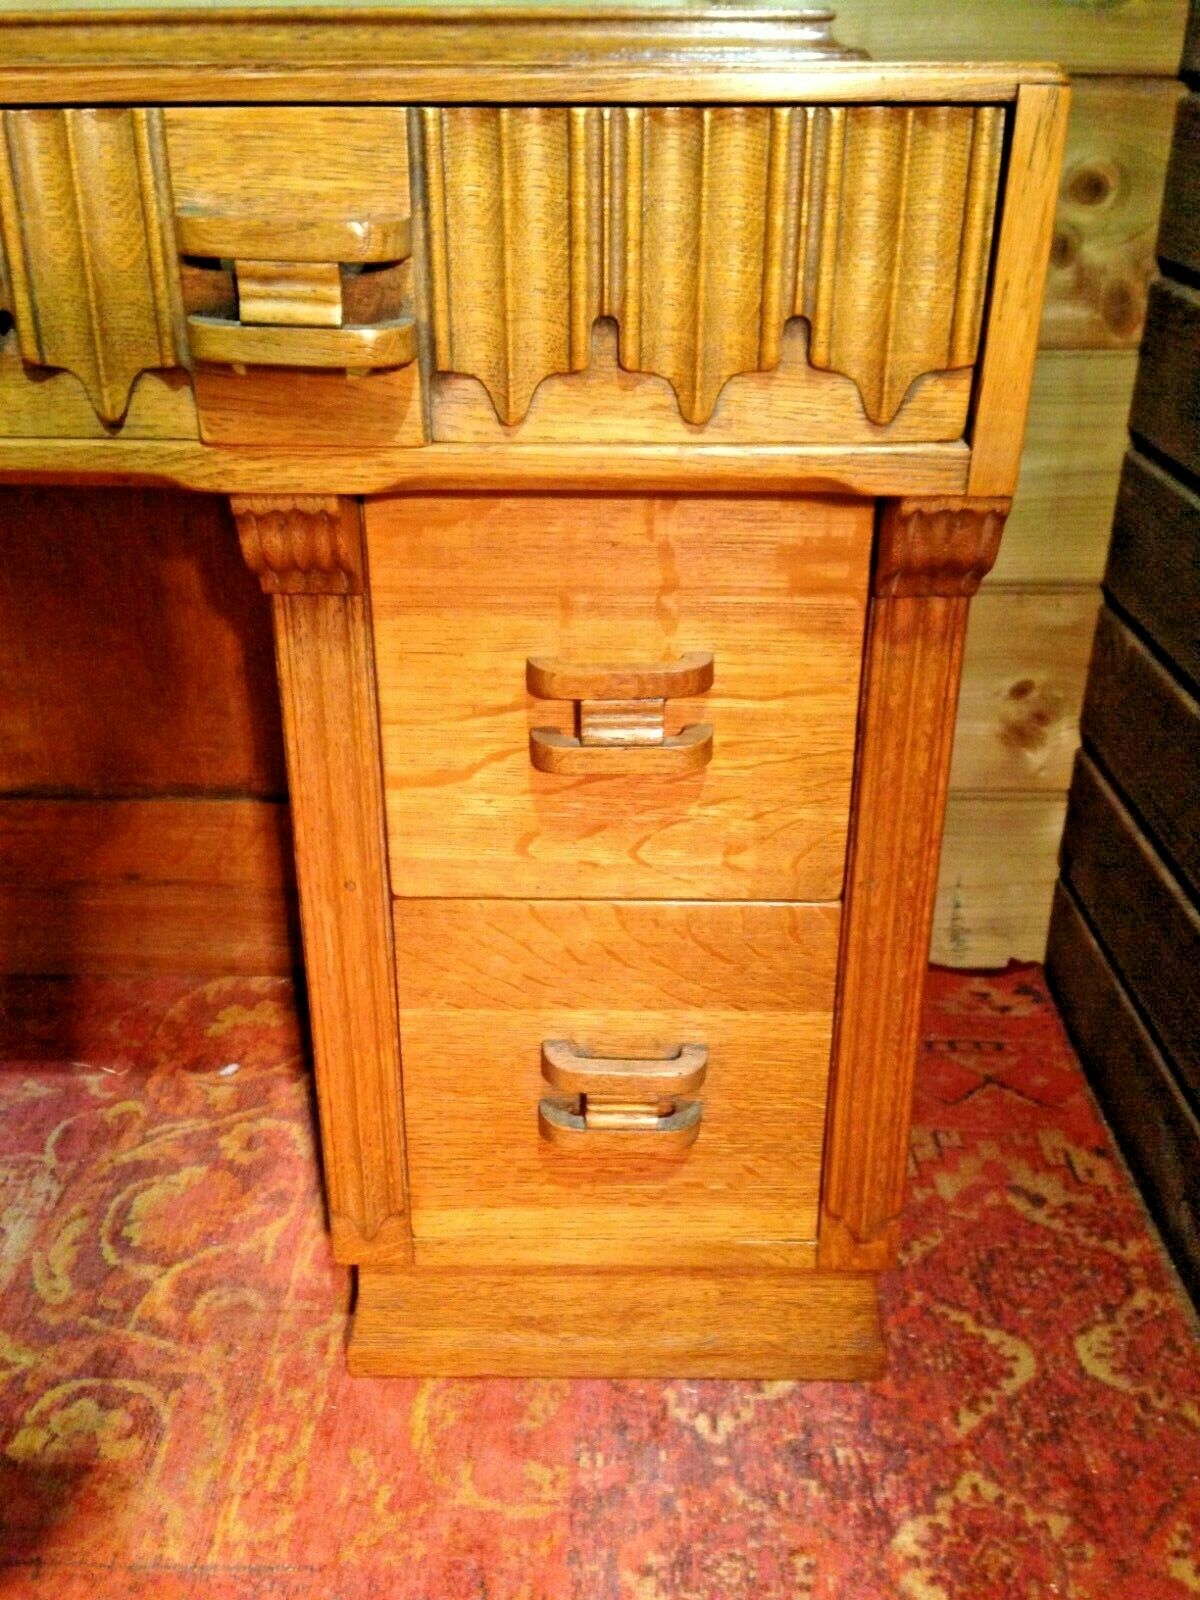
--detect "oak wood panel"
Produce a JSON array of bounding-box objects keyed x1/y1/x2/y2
[
  {"x1": 1083, "y1": 605, "x2": 1200, "y2": 897},
  {"x1": 1106, "y1": 449, "x2": 1200, "y2": 688},
  {"x1": 423, "y1": 101, "x2": 1001, "y2": 430},
  {"x1": 0, "y1": 487, "x2": 283, "y2": 796},
  {"x1": 393, "y1": 898, "x2": 839, "y2": 1268},
  {"x1": 1047, "y1": 883, "x2": 1200, "y2": 1305},
  {"x1": 1061, "y1": 753, "x2": 1200, "y2": 1099},
  {"x1": 350, "y1": 1266, "x2": 885, "y2": 1380},
  {"x1": 0, "y1": 439, "x2": 971, "y2": 499},
  {"x1": 234, "y1": 496, "x2": 412, "y2": 1269},
  {"x1": 1158, "y1": 92, "x2": 1200, "y2": 279},
  {"x1": 0, "y1": 797, "x2": 295, "y2": 975},
  {"x1": 1130, "y1": 278, "x2": 1200, "y2": 479},
  {"x1": 820, "y1": 497, "x2": 1003, "y2": 1269},
  {"x1": 968, "y1": 83, "x2": 1070, "y2": 499},
  {"x1": 931, "y1": 793, "x2": 1067, "y2": 967},
  {"x1": 1041, "y1": 77, "x2": 1181, "y2": 351},
  {"x1": 949, "y1": 587, "x2": 1100, "y2": 793},
  {"x1": 369, "y1": 493, "x2": 872, "y2": 903},
  {"x1": 0, "y1": 343, "x2": 198, "y2": 440},
  {"x1": 992, "y1": 350, "x2": 1138, "y2": 586},
  {"x1": 432, "y1": 320, "x2": 976, "y2": 447}
]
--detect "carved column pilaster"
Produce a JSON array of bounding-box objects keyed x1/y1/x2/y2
[
  {"x1": 232, "y1": 494, "x2": 411, "y2": 1267},
  {"x1": 819, "y1": 495, "x2": 1009, "y2": 1271}
]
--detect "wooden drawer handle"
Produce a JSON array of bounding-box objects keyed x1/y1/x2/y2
[
  {"x1": 187, "y1": 315, "x2": 417, "y2": 371},
  {"x1": 176, "y1": 212, "x2": 412, "y2": 265},
  {"x1": 527, "y1": 650, "x2": 714, "y2": 776},
  {"x1": 527, "y1": 651, "x2": 714, "y2": 702},
  {"x1": 538, "y1": 1039, "x2": 706, "y2": 1148}
]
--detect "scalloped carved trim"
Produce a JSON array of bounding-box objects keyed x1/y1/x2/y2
[
  {"x1": 875, "y1": 495, "x2": 1010, "y2": 597},
  {"x1": 232, "y1": 494, "x2": 364, "y2": 595},
  {"x1": 422, "y1": 102, "x2": 1004, "y2": 428},
  {"x1": 0, "y1": 108, "x2": 181, "y2": 427}
]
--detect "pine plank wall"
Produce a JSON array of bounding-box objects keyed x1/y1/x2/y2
[{"x1": 0, "y1": 1, "x2": 1190, "y2": 977}]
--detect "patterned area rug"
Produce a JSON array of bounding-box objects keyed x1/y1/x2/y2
[{"x1": 0, "y1": 965, "x2": 1196, "y2": 1599}]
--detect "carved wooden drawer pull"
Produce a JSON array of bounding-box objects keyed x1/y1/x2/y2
[
  {"x1": 538, "y1": 1040, "x2": 707, "y2": 1148},
  {"x1": 527, "y1": 651, "x2": 714, "y2": 775},
  {"x1": 175, "y1": 210, "x2": 416, "y2": 371}
]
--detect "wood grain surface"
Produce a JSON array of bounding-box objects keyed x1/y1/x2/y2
[
  {"x1": 1082, "y1": 605, "x2": 1200, "y2": 898},
  {"x1": 1047, "y1": 883, "x2": 1200, "y2": 1304},
  {"x1": 949, "y1": 588, "x2": 1100, "y2": 793},
  {"x1": 350, "y1": 1265, "x2": 885, "y2": 1379},
  {"x1": 393, "y1": 898, "x2": 839, "y2": 1268},
  {"x1": 1061, "y1": 753, "x2": 1200, "y2": 1098},
  {"x1": 0, "y1": 487, "x2": 283, "y2": 796},
  {"x1": 369, "y1": 492, "x2": 871, "y2": 902},
  {"x1": 1159, "y1": 92, "x2": 1200, "y2": 278},
  {"x1": 1106, "y1": 451, "x2": 1200, "y2": 690},
  {"x1": 1130, "y1": 279, "x2": 1200, "y2": 480},
  {"x1": 0, "y1": 796, "x2": 296, "y2": 975}
]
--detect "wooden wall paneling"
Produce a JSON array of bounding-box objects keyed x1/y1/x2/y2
[
  {"x1": 1130, "y1": 278, "x2": 1200, "y2": 477},
  {"x1": 1061, "y1": 752, "x2": 1200, "y2": 1098},
  {"x1": 231, "y1": 494, "x2": 411, "y2": 1269},
  {"x1": 0, "y1": 797, "x2": 296, "y2": 975},
  {"x1": 1083, "y1": 605, "x2": 1200, "y2": 895},
  {"x1": 0, "y1": 488, "x2": 284, "y2": 796},
  {"x1": 832, "y1": 1, "x2": 1187, "y2": 75},
  {"x1": 820, "y1": 495, "x2": 1006, "y2": 1268},
  {"x1": 1158, "y1": 92, "x2": 1200, "y2": 276},
  {"x1": 1047, "y1": 883, "x2": 1200, "y2": 1304},
  {"x1": 931, "y1": 793, "x2": 1067, "y2": 967},
  {"x1": 1105, "y1": 450, "x2": 1200, "y2": 688},
  {"x1": 1041, "y1": 77, "x2": 1181, "y2": 350},
  {"x1": 949, "y1": 587, "x2": 1100, "y2": 792},
  {"x1": 968, "y1": 83, "x2": 1070, "y2": 499},
  {"x1": 990, "y1": 349, "x2": 1138, "y2": 586}
]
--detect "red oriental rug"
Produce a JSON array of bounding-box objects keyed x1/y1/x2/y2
[{"x1": 0, "y1": 964, "x2": 1196, "y2": 1599}]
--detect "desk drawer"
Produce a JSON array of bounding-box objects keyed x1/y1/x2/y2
[
  {"x1": 395, "y1": 898, "x2": 839, "y2": 1268},
  {"x1": 368, "y1": 492, "x2": 871, "y2": 902}
]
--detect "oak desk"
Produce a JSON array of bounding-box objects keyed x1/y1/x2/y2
[{"x1": 0, "y1": 3, "x2": 1068, "y2": 1376}]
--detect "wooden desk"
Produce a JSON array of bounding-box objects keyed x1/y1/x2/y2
[{"x1": 0, "y1": 3, "x2": 1068, "y2": 1376}]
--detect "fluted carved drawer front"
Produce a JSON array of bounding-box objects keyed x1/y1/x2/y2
[
  {"x1": 394, "y1": 899, "x2": 839, "y2": 1268},
  {"x1": 426, "y1": 103, "x2": 1004, "y2": 445},
  {"x1": 368, "y1": 493, "x2": 872, "y2": 902}
]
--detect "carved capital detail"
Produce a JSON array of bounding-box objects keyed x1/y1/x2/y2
[
  {"x1": 231, "y1": 495, "x2": 364, "y2": 595},
  {"x1": 874, "y1": 496, "x2": 1010, "y2": 598}
]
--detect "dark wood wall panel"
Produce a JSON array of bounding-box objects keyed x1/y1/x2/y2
[
  {"x1": 0, "y1": 488, "x2": 284, "y2": 796},
  {"x1": 1048, "y1": 886, "x2": 1200, "y2": 1304},
  {"x1": 1130, "y1": 280, "x2": 1200, "y2": 477},
  {"x1": 1061, "y1": 754, "x2": 1200, "y2": 1101},
  {"x1": 1158, "y1": 93, "x2": 1200, "y2": 276},
  {"x1": 1082, "y1": 606, "x2": 1200, "y2": 893},
  {"x1": 1106, "y1": 451, "x2": 1200, "y2": 687}
]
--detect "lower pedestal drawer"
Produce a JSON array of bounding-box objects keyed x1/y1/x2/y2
[{"x1": 393, "y1": 898, "x2": 840, "y2": 1268}]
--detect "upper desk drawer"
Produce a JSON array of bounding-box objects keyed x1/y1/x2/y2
[{"x1": 0, "y1": 100, "x2": 1010, "y2": 448}]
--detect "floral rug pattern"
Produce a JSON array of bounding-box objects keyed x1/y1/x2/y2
[{"x1": 0, "y1": 965, "x2": 1197, "y2": 1599}]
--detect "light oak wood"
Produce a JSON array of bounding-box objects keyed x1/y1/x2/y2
[
  {"x1": 350, "y1": 1266, "x2": 885, "y2": 1379},
  {"x1": 432, "y1": 319, "x2": 977, "y2": 447},
  {"x1": 175, "y1": 212, "x2": 412, "y2": 265},
  {"x1": 368, "y1": 492, "x2": 871, "y2": 902},
  {"x1": 968, "y1": 83, "x2": 1071, "y2": 499},
  {"x1": 949, "y1": 587, "x2": 1101, "y2": 793},
  {"x1": 931, "y1": 793, "x2": 1067, "y2": 967},
  {"x1": 0, "y1": 106, "x2": 181, "y2": 425},
  {"x1": 0, "y1": 796, "x2": 296, "y2": 976},
  {"x1": 187, "y1": 314, "x2": 417, "y2": 371},
  {"x1": 820, "y1": 495, "x2": 1004, "y2": 1271},
  {"x1": 393, "y1": 898, "x2": 839, "y2": 1269},
  {"x1": 422, "y1": 101, "x2": 1001, "y2": 429},
  {"x1": 232, "y1": 494, "x2": 412, "y2": 1269},
  {"x1": 0, "y1": 438, "x2": 971, "y2": 495}
]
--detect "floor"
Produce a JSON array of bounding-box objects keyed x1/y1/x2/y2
[{"x1": 0, "y1": 964, "x2": 1196, "y2": 1600}]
